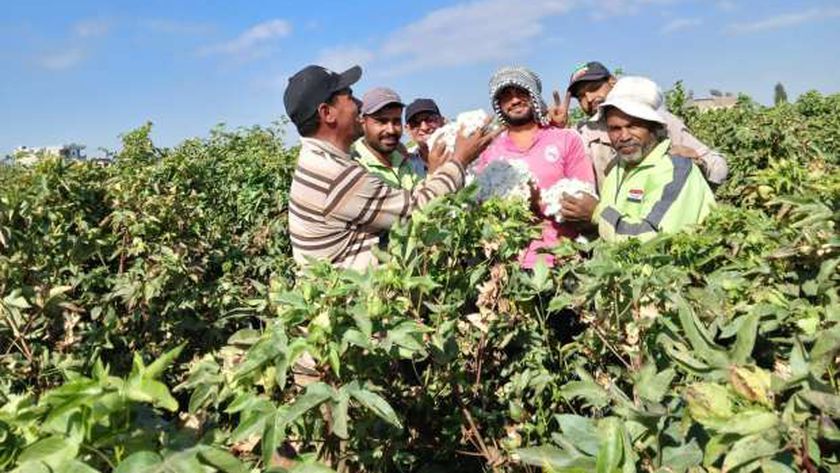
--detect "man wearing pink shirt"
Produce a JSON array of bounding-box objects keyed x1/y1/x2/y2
[{"x1": 476, "y1": 66, "x2": 595, "y2": 268}]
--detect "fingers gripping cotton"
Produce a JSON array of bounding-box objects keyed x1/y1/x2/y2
[{"x1": 542, "y1": 178, "x2": 598, "y2": 222}]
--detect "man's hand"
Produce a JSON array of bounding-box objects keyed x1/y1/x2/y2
[
  {"x1": 529, "y1": 183, "x2": 545, "y2": 217},
  {"x1": 451, "y1": 119, "x2": 502, "y2": 167},
  {"x1": 669, "y1": 144, "x2": 707, "y2": 174},
  {"x1": 560, "y1": 193, "x2": 599, "y2": 222},
  {"x1": 547, "y1": 90, "x2": 571, "y2": 128},
  {"x1": 427, "y1": 140, "x2": 450, "y2": 173},
  {"x1": 669, "y1": 144, "x2": 700, "y2": 160}
]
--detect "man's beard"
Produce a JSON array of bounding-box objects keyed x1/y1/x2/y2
[
  {"x1": 501, "y1": 108, "x2": 534, "y2": 127},
  {"x1": 617, "y1": 138, "x2": 659, "y2": 165}
]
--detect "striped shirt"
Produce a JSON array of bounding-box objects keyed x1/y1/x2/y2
[{"x1": 289, "y1": 137, "x2": 466, "y2": 271}]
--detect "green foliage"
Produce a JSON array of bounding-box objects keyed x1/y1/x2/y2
[{"x1": 2, "y1": 93, "x2": 839, "y2": 472}]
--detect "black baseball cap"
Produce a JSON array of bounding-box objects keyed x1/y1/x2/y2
[
  {"x1": 405, "y1": 98, "x2": 441, "y2": 123},
  {"x1": 283, "y1": 64, "x2": 362, "y2": 127},
  {"x1": 567, "y1": 61, "x2": 612, "y2": 95}
]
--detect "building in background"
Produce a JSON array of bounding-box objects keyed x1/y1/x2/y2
[
  {"x1": 689, "y1": 96, "x2": 738, "y2": 112},
  {"x1": 9, "y1": 143, "x2": 88, "y2": 165}
]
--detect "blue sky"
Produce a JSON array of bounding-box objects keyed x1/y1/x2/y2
[{"x1": 2, "y1": 0, "x2": 839, "y2": 156}]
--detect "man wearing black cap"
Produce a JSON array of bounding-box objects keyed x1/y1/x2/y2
[
  {"x1": 283, "y1": 64, "x2": 496, "y2": 270},
  {"x1": 404, "y1": 98, "x2": 445, "y2": 178},
  {"x1": 551, "y1": 61, "x2": 728, "y2": 191}
]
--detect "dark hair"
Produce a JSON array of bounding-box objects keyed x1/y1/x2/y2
[{"x1": 296, "y1": 90, "x2": 346, "y2": 137}]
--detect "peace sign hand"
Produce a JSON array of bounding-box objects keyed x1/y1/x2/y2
[{"x1": 548, "y1": 89, "x2": 572, "y2": 128}]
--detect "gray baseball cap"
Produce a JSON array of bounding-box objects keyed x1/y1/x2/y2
[{"x1": 361, "y1": 87, "x2": 404, "y2": 115}]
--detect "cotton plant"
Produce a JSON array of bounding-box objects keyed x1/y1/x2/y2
[{"x1": 542, "y1": 178, "x2": 598, "y2": 222}]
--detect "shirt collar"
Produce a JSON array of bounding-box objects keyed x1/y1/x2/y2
[
  {"x1": 300, "y1": 137, "x2": 351, "y2": 160},
  {"x1": 498, "y1": 126, "x2": 550, "y2": 153},
  {"x1": 353, "y1": 138, "x2": 405, "y2": 169}
]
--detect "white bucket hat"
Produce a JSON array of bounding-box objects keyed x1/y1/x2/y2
[{"x1": 597, "y1": 76, "x2": 667, "y2": 125}]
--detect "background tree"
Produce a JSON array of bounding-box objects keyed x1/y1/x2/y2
[{"x1": 774, "y1": 82, "x2": 789, "y2": 104}]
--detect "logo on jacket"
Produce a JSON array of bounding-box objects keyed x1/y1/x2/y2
[
  {"x1": 544, "y1": 145, "x2": 560, "y2": 163},
  {"x1": 627, "y1": 188, "x2": 644, "y2": 202}
]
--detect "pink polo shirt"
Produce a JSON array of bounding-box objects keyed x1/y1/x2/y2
[{"x1": 476, "y1": 126, "x2": 594, "y2": 268}]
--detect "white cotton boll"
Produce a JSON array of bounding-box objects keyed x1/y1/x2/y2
[
  {"x1": 542, "y1": 178, "x2": 598, "y2": 222},
  {"x1": 427, "y1": 109, "x2": 494, "y2": 153},
  {"x1": 473, "y1": 159, "x2": 534, "y2": 202}
]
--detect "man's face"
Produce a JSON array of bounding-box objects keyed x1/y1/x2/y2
[
  {"x1": 574, "y1": 78, "x2": 616, "y2": 117},
  {"x1": 362, "y1": 104, "x2": 404, "y2": 155},
  {"x1": 497, "y1": 86, "x2": 534, "y2": 126},
  {"x1": 407, "y1": 111, "x2": 444, "y2": 145},
  {"x1": 328, "y1": 88, "x2": 363, "y2": 142},
  {"x1": 606, "y1": 107, "x2": 659, "y2": 165}
]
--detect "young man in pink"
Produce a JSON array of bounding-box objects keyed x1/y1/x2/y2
[{"x1": 475, "y1": 66, "x2": 595, "y2": 268}]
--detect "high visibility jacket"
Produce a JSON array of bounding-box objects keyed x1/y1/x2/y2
[{"x1": 592, "y1": 139, "x2": 715, "y2": 242}]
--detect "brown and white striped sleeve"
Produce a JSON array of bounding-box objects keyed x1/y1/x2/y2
[{"x1": 325, "y1": 160, "x2": 466, "y2": 231}]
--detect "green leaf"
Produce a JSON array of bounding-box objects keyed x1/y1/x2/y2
[
  {"x1": 595, "y1": 418, "x2": 623, "y2": 473},
  {"x1": 799, "y1": 390, "x2": 840, "y2": 417},
  {"x1": 127, "y1": 379, "x2": 179, "y2": 411},
  {"x1": 717, "y1": 410, "x2": 779, "y2": 436},
  {"x1": 729, "y1": 365, "x2": 772, "y2": 407},
  {"x1": 515, "y1": 446, "x2": 596, "y2": 471},
  {"x1": 331, "y1": 391, "x2": 350, "y2": 439},
  {"x1": 350, "y1": 303, "x2": 372, "y2": 337},
  {"x1": 144, "y1": 343, "x2": 186, "y2": 380},
  {"x1": 288, "y1": 463, "x2": 338, "y2": 473},
  {"x1": 809, "y1": 324, "x2": 840, "y2": 377},
  {"x1": 280, "y1": 382, "x2": 334, "y2": 426},
  {"x1": 346, "y1": 383, "x2": 402, "y2": 429},
  {"x1": 529, "y1": 258, "x2": 552, "y2": 292},
  {"x1": 661, "y1": 439, "x2": 702, "y2": 473},
  {"x1": 721, "y1": 434, "x2": 779, "y2": 473},
  {"x1": 62, "y1": 459, "x2": 101, "y2": 473},
  {"x1": 729, "y1": 313, "x2": 758, "y2": 364},
  {"x1": 759, "y1": 459, "x2": 797, "y2": 473},
  {"x1": 674, "y1": 296, "x2": 729, "y2": 368},
  {"x1": 555, "y1": 415, "x2": 599, "y2": 456},
  {"x1": 559, "y1": 380, "x2": 609, "y2": 408},
  {"x1": 684, "y1": 382, "x2": 734, "y2": 429},
  {"x1": 262, "y1": 410, "x2": 282, "y2": 467},
  {"x1": 9, "y1": 462, "x2": 52, "y2": 473},
  {"x1": 197, "y1": 447, "x2": 249, "y2": 473},
  {"x1": 114, "y1": 451, "x2": 163, "y2": 473},
  {"x1": 635, "y1": 365, "x2": 675, "y2": 403},
  {"x1": 17, "y1": 436, "x2": 79, "y2": 467}
]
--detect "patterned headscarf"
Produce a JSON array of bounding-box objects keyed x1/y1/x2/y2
[{"x1": 489, "y1": 66, "x2": 549, "y2": 126}]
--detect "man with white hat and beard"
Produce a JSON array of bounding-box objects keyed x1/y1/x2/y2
[{"x1": 558, "y1": 76, "x2": 715, "y2": 242}]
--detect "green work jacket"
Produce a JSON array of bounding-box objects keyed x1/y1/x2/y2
[
  {"x1": 592, "y1": 139, "x2": 716, "y2": 242},
  {"x1": 350, "y1": 139, "x2": 421, "y2": 190}
]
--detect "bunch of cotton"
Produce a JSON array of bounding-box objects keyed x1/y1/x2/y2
[
  {"x1": 542, "y1": 178, "x2": 598, "y2": 222},
  {"x1": 427, "y1": 109, "x2": 495, "y2": 153},
  {"x1": 473, "y1": 159, "x2": 534, "y2": 202}
]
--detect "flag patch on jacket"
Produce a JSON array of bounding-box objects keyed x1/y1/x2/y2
[{"x1": 627, "y1": 189, "x2": 644, "y2": 202}]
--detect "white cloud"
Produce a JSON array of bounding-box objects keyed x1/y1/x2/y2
[
  {"x1": 379, "y1": 0, "x2": 575, "y2": 75},
  {"x1": 660, "y1": 17, "x2": 702, "y2": 34},
  {"x1": 141, "y1": 19, "x2": 214, "y2": 35},
  {"x1": 38, "y1": 48, "x2": 85, "y2": 70},
  {"x1": 201, "y1": 19, "x2": 292, "y2": 58},
  {"x1": 74, "y1": 18, "x2": 112, "y2": 38},
  {"x1": 716, "y1": 1, "x2": 737, "y2": 12},
  {"x1": 315, "y1": 46, "x2": 375, "y2": 71},
  {"x1": 729, "y1": 7, "x2": 840, "y2": 34}
]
